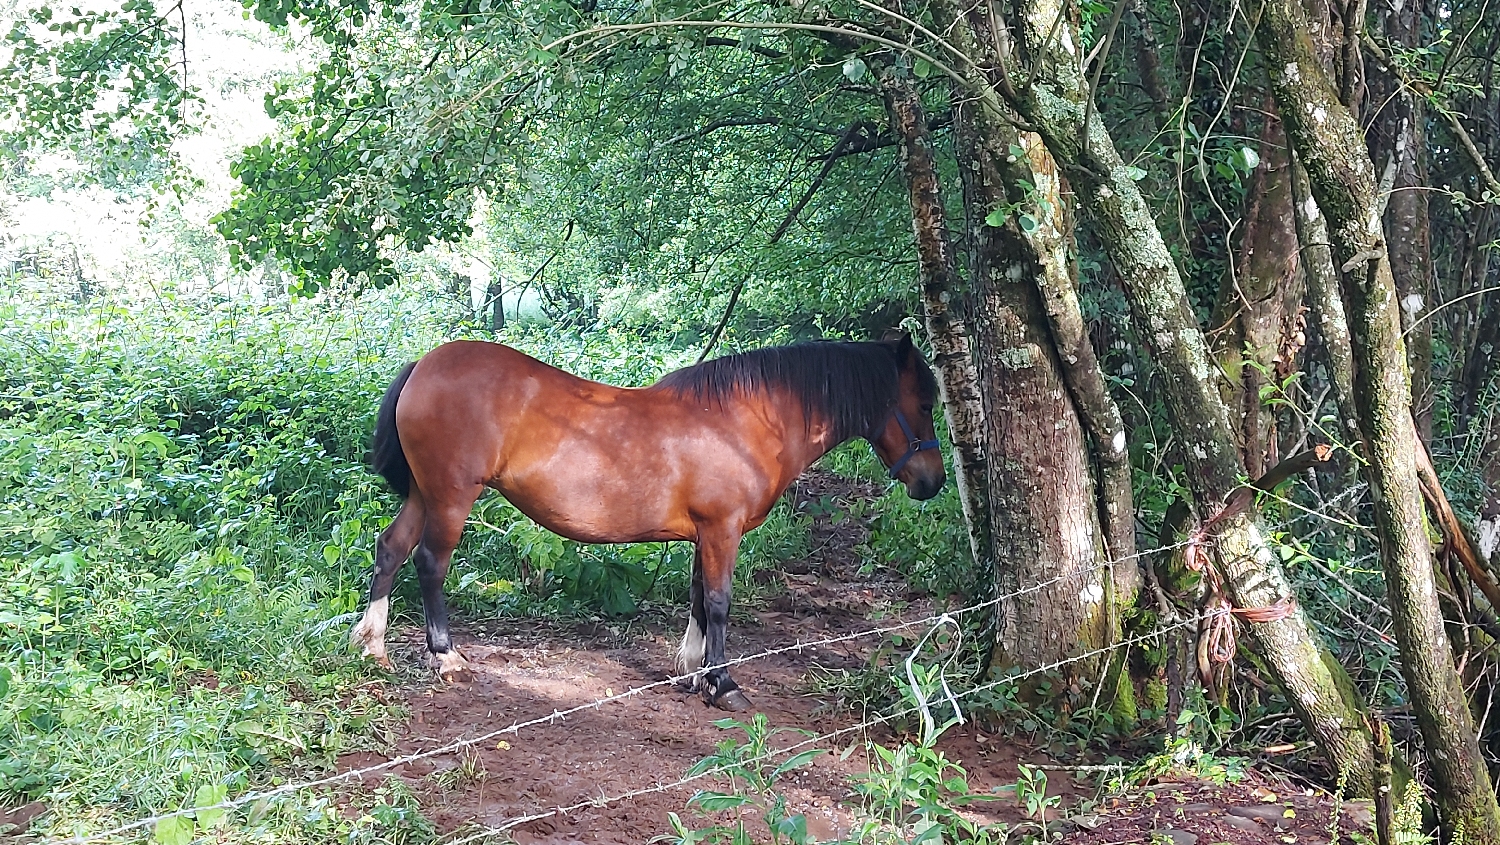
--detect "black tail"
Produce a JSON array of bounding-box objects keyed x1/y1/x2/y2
[{"x1": 371, "y1": 361, "x2": 418, "y2": 498}]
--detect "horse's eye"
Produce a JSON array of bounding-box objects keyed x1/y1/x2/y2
[{"x1": 921, "y1": 404, "x2": 934, "y2": 414}]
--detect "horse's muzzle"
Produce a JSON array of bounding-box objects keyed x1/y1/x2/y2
[{"x1": 906, "y1": 473, "x2": 945, "y2": 501}]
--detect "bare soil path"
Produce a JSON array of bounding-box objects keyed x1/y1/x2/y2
[{"x1": 335, "y1": 471, "x2": 1377, "y2": 844}]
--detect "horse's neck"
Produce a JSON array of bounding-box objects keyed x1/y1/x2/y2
[{"x1": 784, "y1": 403, "x2": 855, "y2": 476}]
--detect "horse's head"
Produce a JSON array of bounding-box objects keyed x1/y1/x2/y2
[{"x1": 870, "y1": 333, "x2": 946, "y2": 500}]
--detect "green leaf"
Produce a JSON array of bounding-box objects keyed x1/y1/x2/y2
[
  {"x1": 1124, "y1": 165, "x2": 1148, "y2": 181},
  {"x1": 689, "y1": 790, "x2": 753, "y2": 811},
  {"x1": 910, "y1": 818, "x2": 945, "y2": 843},
  {"x1": 984, "y1": 208, "x2": 1007, "y2": 227},
  {"x1": 323, "y1": 544, "x2": 340, "y2": 566},
  {"x1": 1018, "y1": 212, "x2": 1040, "y2": 233},
  {"x1": 770, "y1": 749, "x2": 826, "y2": 778},
  {"x1": 773, "y1": 814, "x2": 810, "y2": 844},
  {"x1": 913, "y1": 58, "x2": 932, "y2": 79},
  {"x1": 841, "y1": 57, "x2": 868, "y2": 81},
  {"x1": 153, "y1": 815, "x2": 192, "y2": 845},
  {"x1": 194, "y1": 784, "x2": 229, "y2": 828},
  {"x1": 1239, "y1": 145, "x2": 1260, "y2": 170},
  {"x1": 0, "y1": 665, "x2": 11, "y2": 700}
]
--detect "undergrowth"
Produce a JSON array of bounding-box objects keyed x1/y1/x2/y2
[{"x1": 0, "y1": 281, "x2": 821, "y2": 840}]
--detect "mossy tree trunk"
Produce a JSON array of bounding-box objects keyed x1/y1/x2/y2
[
  {"x1": 877, "y1": 58, "x2": 1126, "y2": 682},
  {"x1": 1366, "y1": 0, "x2": 1434, "y2": 442},
  {"x1": 1212, "y1": 106, "x2": 1305, "y2": 477},
  {"x1": 1252, "y1": 0, "x2": 1500, "y2": 834},
  {"x1": 926, "y1": 0, "x2": 1378, "y2": 792}
]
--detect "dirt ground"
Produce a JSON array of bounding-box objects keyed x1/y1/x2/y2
[{"x1": 338, "y1": 472, "x2": 1379, "y2": 844}]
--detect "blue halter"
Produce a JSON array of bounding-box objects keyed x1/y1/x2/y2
[{"x1": 884, "y1": 407, "x2": 941, "y2": 479}]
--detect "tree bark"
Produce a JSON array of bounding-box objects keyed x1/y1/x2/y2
[
  {"x1": 1366, "y1": 0, "x2": 1434, "y2": 442},
  {"x1": 1129, "y1": 0, "x2": 1173, "y2": 121},
  {"x1": 1291, "y1": 157, "x2": 1362, "y2": 447},
  {"x1": 930, "y1": 0, "x2": 1379, "y2": 791},
  {"x1": 961, "y1": 131, "x2": 1117, "y2": 678},
  {"x1": 1212, "y1": 106, "x2": 1305, "y2": 478},
  {"x1": 874, "y1": 61, "x2": 994, "y2": 579},
  {"x1": 487, "y1": 278, "x2": 505, "y2": 331},
  {"x1": 1008, "y1": 132, "x2": 1140, "y2": 599},
  {"x1": 890, "y1": 65, "x2": 1122, "y2": 679},
  {"x1": 1253, "y1": 0, "x2": 1500, "y2": 833}
]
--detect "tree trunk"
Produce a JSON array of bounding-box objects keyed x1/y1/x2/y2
[
  {"x1": 1366, "y1": 0, "x2": 1434, "y2": 442},
  {"x1": 1290, "y1": 157, "x2": 1362, "y2": 447},
  {"x1": 960, "y1": 121, "x2": 1117, "y2": 679},
  {"x1": 930, "y1": 0, "x2": 1379, "y2": 791},
  {"x1": 874, "y1": 61, "x2": 994, "y2": 578},
  {"x1": 1481, "y1": 433, "x2": 1500, "y2": 566},
  {"x1": 488, "y1": 278, "x2": 506, "y2": 331},
  {"x1": 1253, "y1": 0, "x2": 1500, "y2": 833},
  {"x1": 1129, "y1": 0, "x2": 1173, "y2": 121},
  {"x1": 878, "y1": 59, "x2": 1121, "y2": 681},
  {"x1": 1212, "y1": 105, "x2": 1305, "y2": 477},
  {"x1": 1007, "y1": 132, "x2": 1140, "y2": 601},
  {"x1": 1458, "y1": 254, "x2": 1500, "y2": 428}
]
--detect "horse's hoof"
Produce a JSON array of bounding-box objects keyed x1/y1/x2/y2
[
  {"x1": 710, "y1": 688, "x2": 754, "y2": 712},
  {"x1": 440, "y1": 665, "x2": 474, "y2": 684},
  {"x1": 428, "y1": 650, "x2": 473, "y2": 684}
]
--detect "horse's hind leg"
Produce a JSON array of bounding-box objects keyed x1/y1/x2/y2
[
  {"x1": 414, "y1": 493, "x2": 480, "y2": 683},
  {"x1": 352, "y1": 492, "x2": 425, "y2": 667},
  {"x1": 677, "y1": 546, "x2": 709, "y2": 690}
]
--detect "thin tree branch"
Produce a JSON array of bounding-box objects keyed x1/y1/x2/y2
[
  {"x1": 695, "y1": 283, "x2": 743, "y2": 364},
  {"x1": 694, "y1": 119, "x2": 869, "y2": 363},
  {"x1": 810, "y1": 112, "x2": 954, "y2": 161},
  {"x1": 1081, "y1": 0, "x2": 1130, "y2": 163},
  {"x1": 702, "y1": 35, "x2": 788, "y2": 59},
  {"x1": 665, "y1": 116, "x2": 842, "y2": 145},
  {"x1": 1362, "y1": 33, "x2": 1500, "y2": 198},
  {"x1": 769, "y1": 120, "x2": 871, "y2": 243}
]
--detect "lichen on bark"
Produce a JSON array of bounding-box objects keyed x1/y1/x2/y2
[{"x1": 1252, "y1": 0, "x2": 1500, "y2": 831}]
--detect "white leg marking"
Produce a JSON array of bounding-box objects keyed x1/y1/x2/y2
[
  {"x1": 351, "y1": 597, "x2": 391, "y2": 666},
  {"x1": 678, "y1": 615, "x2": 706, "y2": 683}
]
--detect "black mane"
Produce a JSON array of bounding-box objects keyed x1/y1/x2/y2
[{"x1": 654, "y1": 341, "x2": 915, "y2": 441}]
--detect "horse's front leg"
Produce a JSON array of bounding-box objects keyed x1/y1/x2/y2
[{"x1": 697, "y1": 529, "x2": 751, "y2": 711}]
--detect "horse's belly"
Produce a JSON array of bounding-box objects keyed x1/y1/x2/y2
[{"x1": 494, "y1": 480, "x2": 694, "y2": 544}]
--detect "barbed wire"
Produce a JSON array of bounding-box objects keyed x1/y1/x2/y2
[
  {"x1": 43, "y1": 518, "x2": 1302, "y2": 845},
  {"x1": 436, "y1": 615, "x2": 1205, "y2": 845}
]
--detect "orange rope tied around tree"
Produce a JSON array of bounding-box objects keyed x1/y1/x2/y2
[
  {"x1": 1180, "y1": 445, "x2": 1333, "y2": 687},
  {"x1": 1184, "y1": 525, "x2": 1298, "y2": 687}
]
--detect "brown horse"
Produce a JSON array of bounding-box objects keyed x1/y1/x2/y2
[{"x1": 350, "y1": 334, "x2": 945, "y2": 710}]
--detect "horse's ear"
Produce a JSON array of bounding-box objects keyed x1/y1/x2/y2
[{"x1": 896, "y1": 331, "x2": 915, "y2": 360}]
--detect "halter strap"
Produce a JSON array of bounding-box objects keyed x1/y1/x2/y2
[{"x1": 885, "y1": 407, "x2": 941, "y2": 479}]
